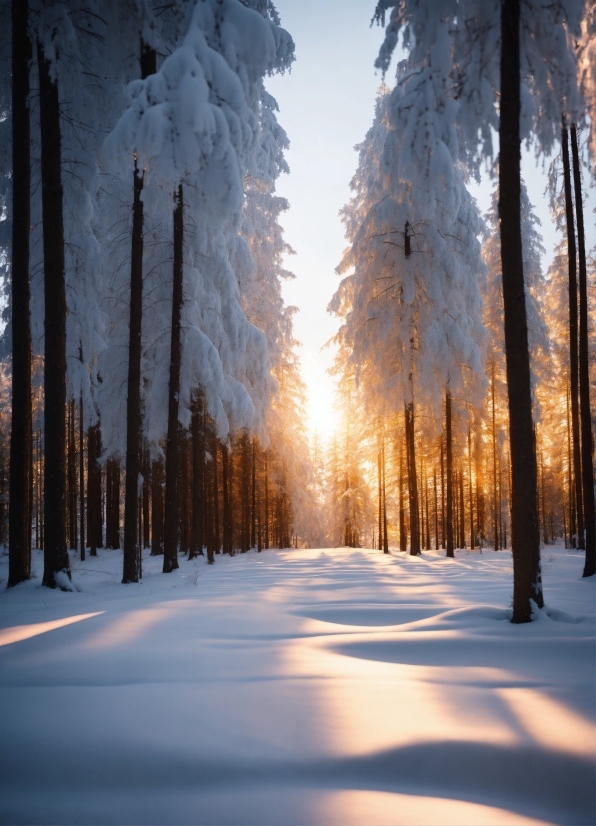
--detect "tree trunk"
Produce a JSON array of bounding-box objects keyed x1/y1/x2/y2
[
  {"x1": 377, "y1": 440, "x2": 382, "y2": 550},
  {"x1": 86, "y1": 424, "x2": 100, "y2": 555},
  {"x1": 570, "y1": 125, "x2": 595, "y2": 577},
  {"x1": 8, "y1": 0, "x2": 32, "y2": 587},
  {"x1": 79, "y1": 394, "x2": 85, "y2": 561},
  {"x1": 459, "y1": 465, "x2": 465, "y2": 549},
  {"x1": 405, "y1": 403, "x2": 420, "y2": 555},
  {"x1": 163, "y1": 186, "x2": 183, "y2": 573},
  {"x1": 491, "y1": 362, "x2": 500, "y2": 551},
  {"x1": 468, "y1": 428, "x2": 474, "y2": 549},
  {"x1": 264, "y1": 453, "x2": 269, "y2": 550},
  {"x1": 122, "y1": 41, "x2": 156, "y2": 583},
  {"x1": 500, "y1": 0, "x2": 543, "y2": 621},
  {"x1": 382, "y1": 437, "x2": 388, "y2": 553},
  {"x1": 445, "y1": 391, "x2": 454, "y2": 557},
  {"x1": 399, "y1": 437, "x2": 406, "y2": 551},
  {"x1": 562, "y1": 123, "x2": 584, "y2": 551},
  {"x1": 151, "y1": 458, "x2": 164, "y2": 555},
  {"x1": 251, "y1": 439, "x2": 256, "y2": 549},
  {"x1": 38, "y1": 40, "x2": 70, "y2": 588},
  {"x1": 190, "y1": 398, "x2": 203, "y2": 558}
]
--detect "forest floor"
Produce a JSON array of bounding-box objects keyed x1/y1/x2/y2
[{"x1": 0, "y1": 542, "x2": 593, "y2": 825}]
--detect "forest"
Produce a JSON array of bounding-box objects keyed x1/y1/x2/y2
[
  {"x1": 0, "y1": 1, "x2": 594, "y2": 824},
  {"x1": 1, "y1": 0, "x2": 593, "y2": 622}
]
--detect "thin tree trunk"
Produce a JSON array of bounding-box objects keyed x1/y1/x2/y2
[
  {"x1": 446, "y1": 391, "x2": 454, "y2": 557},
  {"x1": 459, "y1": 465, "x2": 465, "y2": 549},
  {"x1": 163, "y1": 186, "x2": 183, "y2": 573},
  {"x1": 405, "y1": 402, "x2": 420, "y2": 555},
  {"x1": 434, "y1": 469, "x2": 439, "y2": 551},
  {"x1": 382, "y1": 436, "x2": 388, "y2": 553},
  {"x1": 566, "y1": 382, "x2": 576, "y2": 545},
  {"x1": 251, "y1": 439, "x2": 256, "y2": 549},
  {"x1": 190, "y1": 398, "x2": 203, "y2": 558},
  {"x1": 264, "y1": 453, "x2": 269, "y2": 549},
  {"x1": 151, "y1": 458, "x2": 163, "y2": 555},
  {"x1": 570, "y1": 125, "x2": 595, "y2": 577},
  {"x1": 377, "y1": 439, "x2": 382, "y2": 550},
  {"x1": 562, "y1": 123, "x2": 584, "y2": 551},
  {"x1": 399, "y1": 437, "x2": 406, "y2": 552},
  {"x1": 38, "y1": 39, "x2": 70, "y2": 588},
  {"x1": 491, "y1": 361, "x2": 499, "y2": 550},
  {"x1": 500, "y1": 0, "x2": 543, "y2": 620},
  {"x1": 8, "y1": 0, "x2": 32, "y2": 587},
  {"x1": 78, "y1": 394, "x2": 85, "y2": 561},
  {"x1": 122, "y1": 42, "x2": 156, "y2": 583},
  {"x1": 440, "y1": 436, "x2": 446, "y2": 548},
  {"x1": 468, "y1": 428, "x2": 474, "y2": 549}
]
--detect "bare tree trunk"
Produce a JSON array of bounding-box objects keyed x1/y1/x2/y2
[
  {"x1": 163, "y1": 186, "x2": 183, "y2": 573},
  {"x1": 264, "y1": 453, "x2": 269, "y2": 550},
  {"x1": 399, "y1": 437, "x2": 406, "y2": 552},
  {"x1": 8, "y1": 0, "x2": 32, "y2": 587},
  {"x1": 562, "y1": 123, "x2": 584, "y2": 551},
  {"x1": 38, "y1": 40, "x2": 70, "y2": 588},
  {"x1": 382, "y1": 436, "x2": 388, "y2": 553},
  {"x1": 491, "y1": 362, "x2": 499, "y2": 551},
  {"x1": 468, "y1": 427, "x2": 474, "y2": 549},
  {"x1": 570, "y1": 125, "x2": 595, "y2": 577},
  {"x1": 433, "y1": 469, "x2": 439, "y2": 550},
  {"x1": 459, "y1": 465, "x2": 465, "y2": 549},
  {"x1": 405, "y1": 403, "x2": 420, "y2": 555},
  {"x1": 500, "y1": 0, "x2": 543, "y2": 620},
  {"x1": 446, "y1": 391, "x2": 454, "y2": 557},
  {"x1": 190, "y1": 398, "x2": 203, "y2": 558}
]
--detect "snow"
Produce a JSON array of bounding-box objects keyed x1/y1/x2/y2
[{"x1": 0, "y1": 543, "x2": 593, "y2": 825}]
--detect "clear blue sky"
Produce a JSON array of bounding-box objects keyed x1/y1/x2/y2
[{"x1": 266, "y1": 0, "x2": 595, "y2": 441}]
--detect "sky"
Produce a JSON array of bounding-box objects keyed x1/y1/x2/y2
[{"x1": 266, "y1": 0, "x2": 595, "y2": 442}]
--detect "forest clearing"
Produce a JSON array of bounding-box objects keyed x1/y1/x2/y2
[{"x1": 0, "y1": 542, "x2": 594, "y2": 825}]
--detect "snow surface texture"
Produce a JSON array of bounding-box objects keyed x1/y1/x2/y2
[{"x1": 0, "y1": 544, "x2": 593, "y2": 825}]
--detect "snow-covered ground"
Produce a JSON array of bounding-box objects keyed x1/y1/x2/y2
[{"x1": 0, "y1": 543, "x2": 593, "y2": 825}]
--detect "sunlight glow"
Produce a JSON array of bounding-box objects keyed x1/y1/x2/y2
[
  {"x1": 314, "y1": 789, "x2": 554, "y2": 826},
  {"x1": 0, "y1": 612, "x2": 104, "y2": 647}
]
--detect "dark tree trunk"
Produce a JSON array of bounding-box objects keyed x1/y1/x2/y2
[
  {"x1": 190, "y1": 397, "x2": 203, "y2": 558},
  {"x1": 38, "y1": 40, "x2": 70, "y2": 588},
  {"x1": 500, "y1": 0, "x2": 543, "y2": 621},
  {"x1": 122, "y1": 158, "x2": 144, "y2": 580},
  {"x1": 377, "y1": 441, "x2": 382, "y2": 550},
  {"x1": 491, "y1": 362, "x2": 500, "y2": 551},
  {"x1": 123, "y1": 41, "x2": 156, "y2": 583},
  {"x1": 468, "y1": 428, "x2": 474, "y2": 549},
  {"x1": 79, "y1": 394, "x2": 85, "y2": 561},
  {"x1": 405, "y1": 403, "x2": 420, "y2": 555},
  {"x1": 382, "y1": 437, "x2": 388, "y2": 553},
  {"x1": 566, "y1": 383, "x2": 576, "y2": 545},
  {"x1": 67, "y1": 400, "x2": 75, "y2": 549},
  {"x1": 562, "y1": 124, "x2": 584, "y2": 550},
  {"x1": 251, "y1": 439, "x2": 256, "y2": 549},
  {"x1": 459, "y1": 465, "x2": 465, "y2": 549},
  {"x1": 163, "y1": 186, "x2": 183, "y2": 573},
  {"x1": 399, "y1": 437, "x2": 406, "y2": 552},
  {"x1": 86, "y1": 425, "x2": 100, "y2": 555},
  {"x1": 440, "y1": 436, "x2": 446, "y2": 548},
  {"x1": 433, "y1": 470, "x2": 439, "y2": 551},
  {"x1": 264, "y1": 452, "x2": 269, "y2": 549},
  {"x1": 570, "y1": 125, "x2": 595, "y2": 577},
  {"x1": 142, "y1": 447, "x2": 150, "y2": 549},
  {"x1": 151, "y1": 458, "x2": 164, "y2": 555},
  {"x1": 445, "y1": 391, "x2": 454, "y2": 557},
  {"x1": 8, "y1": 0, "x2": 32, "y2": 587},
  {"x1": 106, "y1": 459, "x2": 120, "y2": 549}
]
